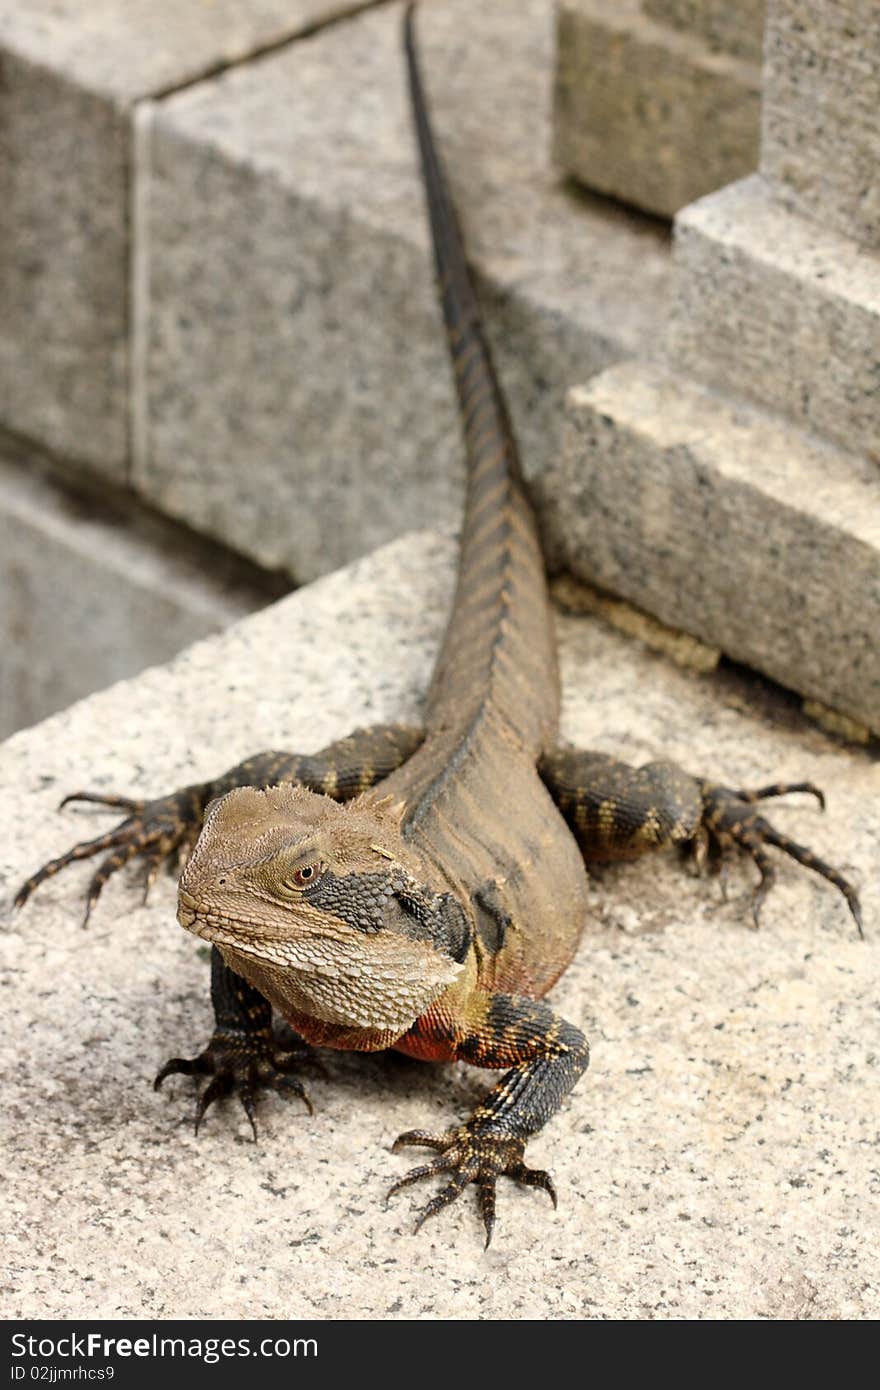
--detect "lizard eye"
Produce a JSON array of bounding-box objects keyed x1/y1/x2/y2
[{"x1": 288, "y1": 863, "x2": 324, "y2": 889}]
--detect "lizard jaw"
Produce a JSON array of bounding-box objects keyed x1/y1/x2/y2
[{"x1": 175, "y1": 885, "x2": 462, "y2": 1033}]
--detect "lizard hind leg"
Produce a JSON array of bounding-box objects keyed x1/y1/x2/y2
[{"x1": 539, "y1": 747, "x2": 862, "y2": 935}]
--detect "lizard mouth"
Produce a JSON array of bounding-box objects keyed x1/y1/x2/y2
[
  {"x1": 177, "y1": 888, "x2": 232, "y2": 943},
  {"x1": 176, "y1": 889, "x2": 303, "y2": 956},
  {"x1": 177, "y1": 887, "x2": 199, "y2": 933}
]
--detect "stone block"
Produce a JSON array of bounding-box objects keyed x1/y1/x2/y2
[
  {"x1": 669, "y1": 176, "x2": 880, "y2": 463},
  {"x1": 0, "y1": 441, "x2": 278, "y2": 738},
  {"x1": 3, "y1": 530, "x2": 877, "y2": 1316},
  {"x1": 761, "y1": 0, "x2": 880, "y2": 249},
  {"x1": 644, "y1": 0, "x2": 766, "y2": 64},
  {"x1": 0, "y1": 1, "x2": 385, "y2": 475},
  {"x1": 135, "y1": 0, "x2": 672, "y2": 581},
  {"x1": 553, "y1": 0, "x2": 761, "y2": 217},
  {"x1": 543, "y1": 361, "x2": 880, "y2": 732}
]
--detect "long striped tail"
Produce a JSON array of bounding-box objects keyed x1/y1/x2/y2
[{"x1": 404, "y1": 5, "x2": 559, "y2": 754}]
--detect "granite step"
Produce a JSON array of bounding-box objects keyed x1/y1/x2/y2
[
  {"x1": 3, "y1": 529, "x2": 876, "y2": 1317},
  {"x1": 541, "y1": 360, "x2": 880, "y2": 734}
]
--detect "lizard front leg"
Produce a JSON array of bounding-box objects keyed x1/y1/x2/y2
[
  {"x1": 15, "y1": 723, "x2": 423, "y2": 924},
  {"x1": 155, "y1": 946, "x2": 313, "y2": 1140},
  {"x1": 539, "y1": 749, "x2": 862, "y2": 933},
  {"x1": 390, "y1": 994, "x2": 589, "y2": 1245}
]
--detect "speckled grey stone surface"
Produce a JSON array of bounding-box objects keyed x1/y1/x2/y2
[
  {"x1": 552, "y1": 0, "x2": 761, "y2": 218},
  {"x1": 135, "y1": 0, "x2": 671, "y2": 581},
  {"x1": 0, "y1": 2, "x2": 381, "y2": 100},
  {"x1": 644, "y1": 0, "x2": 766, "y2": 64},
  {"x1": 554, "y1": 2, "x2": 880, "y2": 719},
  {"x1": 761, "y1": 0, "x2": 880, "y2": 250},
  {"x1": 541, "y1": 363, "x2": 880, "y2": 734},
  {"x1": 0, "y1": 1, "x2": 383, "y2": 473},
  {"x1": 2, "y1": 531, "x2": 878, "y2": 1319},
  {"x1": 0, "y1": 442, "x2": 275, "y2": 739},
  {"x1": 669, "y1": 175, "x2": 880, "y2": 463}
]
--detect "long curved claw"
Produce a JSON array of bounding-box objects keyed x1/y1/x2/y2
[
  {"x1": 273, "y1": 1073, "x2": 314, "y2": 1116},
  {"x1": 477, "y1": 1176, "x2": 496, "y2": 1248},
  {"x1": 411, "y1": 1167, "x2": 477, "y2": 1235},
  {"x1": 508, "y1": 1161, "x2": 557, "y2": 1209},
  {"x1": 391, "y1": 1129, "x2": 450, "y2": 1153},
  {"x1": 154, "y1": 1055, "x2": 210, "y2": 1089},
  {"x1": 237, "y1": 1084, "x2": 259, "y2": 1142},
  {"x1": 141, "y1": 845, "x2": 167, "y2": 905},
  {"x1": 195, "y1": 1074, "x2": 233, "y2": 1135},
  {"x1": 738, "y1": 836, "x2": 777, "y2": 928},
  {"x1": 59, "y1": 791, "x2": 146, "y2": 813}
]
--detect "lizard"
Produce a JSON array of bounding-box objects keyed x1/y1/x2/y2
[{"x1": 15, "y1": 4, "x2": 862, "y2": 1245}]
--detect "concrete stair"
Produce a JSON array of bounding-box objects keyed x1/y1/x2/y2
[
  {"x1": 0, "y1": 0, "x2": 875, "y2": 740},
  {"x1": 549, "y1": 0, "x2": 880, "y2": 735},
  {"x1": 553, "y1": 0, "x2": 764, "y2": 217},
  {"x1": 0, "y1": 437, "x2": 286, "y2": 738},
  {"x1": 542, "y1": 362, "x2": 879, "y2": 730}
]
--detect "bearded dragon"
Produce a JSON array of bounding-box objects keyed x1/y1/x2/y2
[{"x1": 15, "y1": 4, "x2": 861, "y2": 1244}]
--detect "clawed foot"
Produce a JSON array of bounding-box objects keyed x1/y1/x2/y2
[
  {"x1": 388, "y1": 1125, "x2": 556, "y2": 1246},
  {"x1": 697, "y1": 780, "x2": 862, "y2": 936},
  {"x1": 155, "y1": 1029, "x2": 314, "y2": 1140},
  {"x1": 14, "y1": 785, "x2": 209, "y2": 926}
]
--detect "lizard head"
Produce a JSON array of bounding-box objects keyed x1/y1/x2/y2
[{"x1": 176, "y1": 783, "x2": 464, "y2": 1034}]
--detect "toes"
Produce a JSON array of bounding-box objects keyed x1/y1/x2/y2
[
  {"x1": 754, "y1": 820, "x2": 863, "y2": 936},
  {"x1": 14, "y1": 825, "x2": 132, "y2": 911},
  {"x1": 391, "y1": 1129, "x2": 451, "y2": 1153},
  {"x1": 412, "y1": 1168, "x2": 475, "y2": 1234},
  {"x1": 272, "y1": 1074, "x2": 314, "y2": 1115},
  {"x1": 83, "y1": 841, "x2": 149, "y2": 924},
  {"x1": 238, "y1": 1085, "x2": 259, "y2": 1142},
  {"x1": 510, "y1": 1163, "x2": 557, "y2": 1208},
  {"x1": 141, "y1": 846, "x2": 166, "y2": 905},
  {"x1": 16, "y1": 785, "x2": 200, "y2": 919},
  {"x1": 194, "y1": 1074, "x2": 232, "y2": 1134},
  {"x1": 389, "y1": 1129, "x2": 555, "y2": 1241},
  {"x1": 735, "y1": 782, "x2": 826, "y2": 811},
  {"x1": 59, "y1": 791, "x2": 145, "y2": 813},
  {"x1": 387, "y1": 1153, "x2": 457, "y2": 1199},
  {"x1": 740, "y1": 840, "x2": 776, "y2": 928},
  {"x1": 702, "y1": 783, "x2": 863, "y2": 937},
  {"x1": 156, "y1": 1036, "x2": 314, "y2": 1139},
  {"x1": 154, "y1": 1054, "x2": 211, "y2": 1090},
  {"x1": 477, "y1": 1176, "x2": 496, "y2": 1248}
]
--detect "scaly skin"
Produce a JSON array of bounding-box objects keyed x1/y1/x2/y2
[{"x1": 15, "y1": 4, "x2": 862, "y2": 1245}]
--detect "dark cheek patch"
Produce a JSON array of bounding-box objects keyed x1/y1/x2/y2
[
  {"x1": 303, "y1": 870, "x2": 393, "y2": 934},
  {"x1": 303, "y1": 867, "x2": 472, "y2": 962}
]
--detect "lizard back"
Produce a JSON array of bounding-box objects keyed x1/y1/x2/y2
[{"x1": 367, "y1": 9, "x2": 590, "y2": 1008}]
